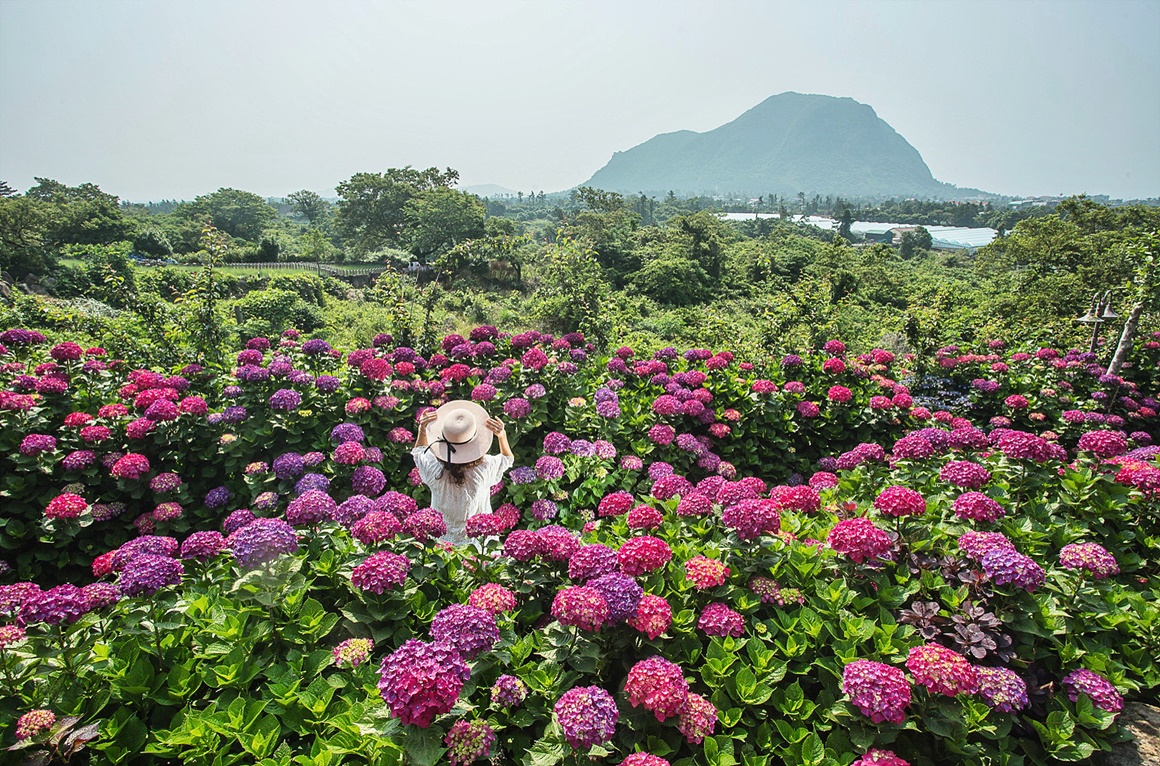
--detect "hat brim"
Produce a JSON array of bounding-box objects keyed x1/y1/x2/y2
[{"x1": 426, "y1": 400, "x2": 493, "y2": 464}]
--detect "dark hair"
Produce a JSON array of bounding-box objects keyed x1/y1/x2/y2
[{"x1": 442, "y1": 456, "x2": 484, "y2": 486}]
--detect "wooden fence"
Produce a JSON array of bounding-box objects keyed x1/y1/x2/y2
[{"x1": 217, "y1": 262, "x2": 389, "y2": 279}]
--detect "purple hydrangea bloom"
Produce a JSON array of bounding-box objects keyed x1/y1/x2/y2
[
  {"x1": 227, "y1": 518, "x2": 299, "y2": 569},
  {"x1": 430, "y1": 604, "x2": 500, "y2": 660},
  {"x1": 269, "y1": 389, "x2": 302, "y2": 411},
  {"x1": 272, "y1": 452, "x2": 305, "y2": 480},
  {"x1": 205, "y1": 486, "x2": 231, "y2": 509},
  {"x1": 117, "y1": 554, "x2": 184, "y2": 597},
  {"x1": 587, "y1": 572, "x2": 643, "y2": 623},
  {"x1": 286, "y1": 490, "x2": 337, "y2": 526},
  {"x1": 554, "y1": 686, "x2": 619, "y2": 749},
  {"x1": 330, "y1": 422, "x2": 366, "y2": 443},
  {"x1": 295, "y1": 473, "x2": 331, "y2": 494},
  {"x1": 351, "y1": 465, "x2": 387, "y2": 496}
]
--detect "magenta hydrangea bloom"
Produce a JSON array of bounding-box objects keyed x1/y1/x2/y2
[
  {"x1": 45, "y1": 493, "x2": 87, "y2": 520},
  {"x1": 378, "y1": 639, "x2": 470, "y2": 727},
  {"x1": 1076, "y1": 430, "x2": 1128, "y2": 458},
  {"x1": 333, "y1": 637, "x2": 374, "y2": 668},
  {"x1": 538, "y1": 525, "x2": 581, "y2": 562},
  {"x1": 953, "y1": 492, "x2": 1005, "y2": 522},
  {"x1": 892, "y1": 434, "x2": 937, "y2": 461},
  {"x1": 568, "y1": 544, "x2": 620, "y2": 582},
  {"x1": 180, "y1": 531, "x2": 227, "y2": 561},
  {"x1": 503, "y1": 529, "x2": 542, "y2": 561},
  {"x1": 828, "y1": 517, "x2": 892, "y2": 564},
  {"x1": 627, "y1": 504, "x2": 664, "y2": 530},
  {"x1": 444, "y1": 720, "x2": 495, "y2": 766},
  {"x1": 906, "y1": 643, "x2": 979, "y2": 696},
  {"x1": 676, "y1": 492, "x2": 713, "y2": 517},
  {"x1": 15, "y1": 709, "x2": 55, "y2": 741},
  {"x1": 940, "y1": 461, "x2": 992, "y2": 489},
  {"x1": 468, "y1": 583, "x2": 517, "y2": 614},
  {"x1": 676, "y1": 692, "x2": 718, "y2": 744},
  {"x1": 652, "y1": 473, "x2": 693, "y2": 501},
  {"x1": 958, "y1": 531, "x2": 1015, "y2": 562},
  {"x1": 773, "y1": 485, "x2": 822, "y2": 513},
  {"x1": 976, "y1": 666, "x2": 1029, "y2": 712},
  {"x1": 722, "y1": 498, "x2": 781, "y2": 540},
  {"x1": 842, "y1": 660, "x2": 911, "y2": 724},
  {"x1": 554, "y1": 686, "x2": 619, "y2": 750},
  {"x1": 1059, "y1": 543, "x2": 1119, "y2": 579},
  {"x1": 222, "y1": 509, "x2": 256, "y2": 535},
  {"x1": 286, "y1": 490, "x2": 337, "y2": 526},
  {"x1": 552, "y1": 586, "x2": 609, "y2": 631},
  {"x1": 110, "y1": 453, "x2": 150, "y2": 479},
  {"x1": 491, "y1": 674, "x2": 527, "y2": 707},
  {"x1": 625, "y1": 656, "x2": 689, "y2": 722},
  {"x1": 19, "y1": 584, "x2": 90, "y2": 625},
  {"x1": 852, "y1": 750, "x2": 910, "y2": 766},
  {"x1": 618, "y1": 536, "x2": 672, "y2": 576},
  {"x1": 351, "y1": 551, "x2": 410, "y2": 594},
  {"x1": 874, "y1": 486, "x2": 926, "y2": 517},
  {"x1": 628, "y1": 594, "x2": 672, "y2": 640},
  {"x1": 1062, "y1": 669, "x2": 1123, "y2": 712},
  {"x1": 620, "y1": 754, "x2": 671, "y2": 766},
  {"x1": 430, "y1": 604, "x2": 499, "y2": 660},
  {"x1": 698, "y1": 602, "x2": 744, "y2": 637},
  {"x1": 535, "y1": 456, "x2": 566, "y2": 481},
  {"x1": 19, "y1": 434, "x2": 56, "y2": 456},
  {"x1": 685, "y1": 556, "x2": 729, "y2": 589},
  {"x1": 597, "y1": 490, "x2": 634, "y2": 517},
  {"x1": 403, "y1": 509, "x2": 447, "y2": 541}
]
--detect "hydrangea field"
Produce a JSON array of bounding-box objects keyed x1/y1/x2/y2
[{"x1": 0, "y1": 325, "x2": 1158, "y2": 766}]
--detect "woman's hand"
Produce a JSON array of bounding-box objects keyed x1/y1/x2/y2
[
  {"x1": 487, "y1": 416, "x2": 513, "y2": 457},
  {"x1": 415, "y1": 408, "x2": 438, "y2": 448}
]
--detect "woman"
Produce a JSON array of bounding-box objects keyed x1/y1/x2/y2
[{"x1": 412, "y1": 400, "x2": 513, "y2": 543}]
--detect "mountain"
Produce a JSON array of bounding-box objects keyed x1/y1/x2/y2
[
  {"x1": 463, "y1": 183, "x2": 518, "y2": 197},
  {"x1": 582, "y1": 92, "x2": 976, "y2": 199}
]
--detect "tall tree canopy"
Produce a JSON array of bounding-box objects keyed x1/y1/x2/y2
[{"x1": 335, "y1": 167, "x2": 459, "y2": 255}]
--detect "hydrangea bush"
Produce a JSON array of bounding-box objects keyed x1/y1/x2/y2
[{"x1": 0, "y1": 326, "x2": 1157, "y2": 764}]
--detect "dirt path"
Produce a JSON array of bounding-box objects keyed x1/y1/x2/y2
[{"x1": 1096, "y1": 703, "x2": 1160, "y2": 766}]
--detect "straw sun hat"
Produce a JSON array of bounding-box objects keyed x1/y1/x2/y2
[{"x1": 425, "y1": 400, "x2": 493, "y2": 464}]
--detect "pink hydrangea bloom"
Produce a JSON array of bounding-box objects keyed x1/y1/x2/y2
[
  {"x1": 906, "y1": 643, "x2": 979, "y2": 696},
  {"x1": 625, "y1": 656, "x2": 689, "y2": 721}
]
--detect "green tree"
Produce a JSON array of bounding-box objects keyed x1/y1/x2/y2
[
  {"x1": 285, "y1": 189, "x2": 330, "y2": 225},
  {"x1": 404, "y1": 187, "x2": 486, "y2": 263},
  {"x1": 335, "y1": 167, "x2": 459, "y2": 255},
  {"x1": 631, "y1": 257, "x2": 712, "y2": 305},
  {"x1": 300, "y1": 227, "x2": 337, "y2": 262},
  {"x1": 133, "y1": 229, "x2": 173, "y2": 257},
  {"x1": 182, "y1": 188, "x2": 276, "y2": 242},
  {"x1": 533, "y1": 237, "x2": 612, "y2": 345},
  {"x1": 0, "y1": 195, "x2": 58, "y2": 276},
  {"x1": 26, "y1": 178, "x2": 134, "y2": 246}
]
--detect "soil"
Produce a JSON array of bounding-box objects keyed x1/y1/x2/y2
[{"x1": 1096, "y1": 702, "x2": 1160, "y2": 766}]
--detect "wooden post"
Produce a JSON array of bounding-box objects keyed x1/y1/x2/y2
[{"x1": 1106, "y1": 302, "x2": 1145, "y2": 377}]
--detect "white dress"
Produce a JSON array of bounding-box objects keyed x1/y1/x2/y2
[{"x1": 411, "y1": 447, "x2": 514, "y2": 543}]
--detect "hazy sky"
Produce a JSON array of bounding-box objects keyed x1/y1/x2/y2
[{"x1": 2, "y1": 0, "x2": 1157, "y2": 201}]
